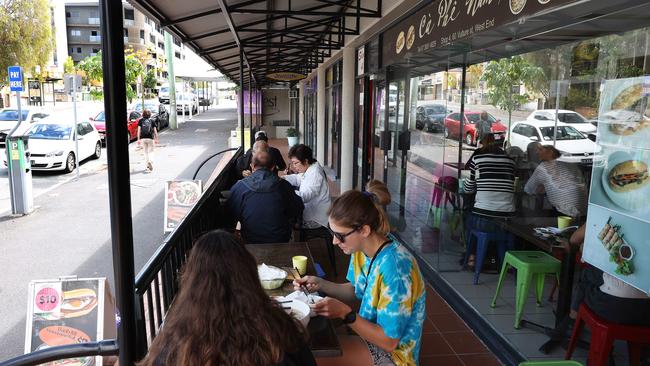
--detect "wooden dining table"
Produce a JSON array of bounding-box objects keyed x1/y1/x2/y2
[
  {"x1": 246, "y1": 242, "x2": 342, "y2": 358},
  {"x1": 498, "y1": 216, "x2": 579, "y2": 354}
]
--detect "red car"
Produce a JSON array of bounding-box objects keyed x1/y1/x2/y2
[
  {"x1": 443, "y1": 111, "x2": 507, "y2": 146},
  {"x1": 90, "y1": 110, "x2": 141, "y2": 145}
]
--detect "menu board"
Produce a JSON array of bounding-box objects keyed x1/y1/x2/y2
[
  {"x1": 583, "y1": 76, "x2": 650, "y2": 294},
  {"x1": 25, "y1": 278, "x2": 116, "y2": 365},
  {"x1": 164, "y1": 180, "x2": 203, "y2": 232}
]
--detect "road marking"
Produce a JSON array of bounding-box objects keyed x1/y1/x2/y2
[{"x1": 195, "y1": 129, "x2": 209, "y2": 132}]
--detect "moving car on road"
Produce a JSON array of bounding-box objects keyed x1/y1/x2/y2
[
  {"x1": 443, "y1": 111, "x2": 507, "y2": 145},
  {"x1": 0, "y1": 108, "x2": 49, "y2": 147},
  {"x1": 416, "y1": 104, "x2": 450, "y2": 132},
  {"x1": 507, "y1": 121, "x2": 599, "y2": 164},
  {"x1": 2, "y1": 118, "x2": 102, "y2": 173},
  {"x1": 526, "y1": 109, "x2": 597, "y2": 135}
]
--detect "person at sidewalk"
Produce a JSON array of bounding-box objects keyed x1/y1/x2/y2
[
  {"x1": 228, "y1": 151, "x2": 304, "y2": 244},
  {"x1": 238, "y1": 140, "x2": 269, "y2": 178},
  {"x1": 475, "y1": 111, "x2": 492, "y2": 145},
  {"x1": 523, "y1": 144, "x2": 587, "y2": 218},
  {"x1": 283, "y1": 144, "x2": 331, "y2": 230},
  {"x1": 137, "y1": 109, "x2": 158, "y2": 172},
  {"x1": 235, "y1": 131, "x2": 286, "y2": 178},
  {"x1": 294, "y1": 181, "x2": 426, "y2": 366},
  {"x1": 137, "y1": 230, "x2": 316, "y2": 366}
]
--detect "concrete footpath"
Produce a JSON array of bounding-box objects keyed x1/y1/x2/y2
[{"x1": 0, "y1": 107, "x2": 237, "y2": 359}]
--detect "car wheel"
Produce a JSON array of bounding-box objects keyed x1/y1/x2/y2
[
  {"x1": 465, "y1": 133, "x2": 474, "y2": 146},
  {"x1": 444, "y1": 127, "x2": 450, "y2": 139},
  {"x1": 64, "y1": 152, "x2": 76, "y2": 173},
  {"x1": 93, "y1": 142, "x2": 101, "y2": 159}
]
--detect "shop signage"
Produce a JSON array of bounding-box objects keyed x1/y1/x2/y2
[
  {"x1": 266, "y1": 71, "x2": 306, "y2": 81},
  {"x1": 382, "y1": 0, "x2": 578, "y2": 66},
  {"x1": 164, "y1": 180, "x2": 203, "y2": 232},
  {"x1": 357, "y1": 46, "x2": 365, "y2": 75},
  {"x1": 25, "y1": 277, "x2": 116, "y2": 365}
]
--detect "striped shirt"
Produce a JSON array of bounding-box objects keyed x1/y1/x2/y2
[
  {"x1": 463, "y1": 149, "x2": 516, "y2": 217},
  {"x1": 523, "y1": 160, "x2": 587, "y2": 218}
]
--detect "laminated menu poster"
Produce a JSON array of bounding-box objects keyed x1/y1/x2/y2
[
  {"x1": 164, "y1": 180, "x2": 203, "y2": 232},
  {"x1": 25, "y1": 278, "x2": 117, "y2": 366},
  {"x1": 583, "y1": 76, "x2": 650, "y2": 294}
]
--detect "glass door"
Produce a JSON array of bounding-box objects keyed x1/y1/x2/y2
[
  {"x1": 372, "y1": 79, "x2": 385, "y2": 182},
  {"x1": 385, "y1": 75, "x2": 408, "y2": 203}
]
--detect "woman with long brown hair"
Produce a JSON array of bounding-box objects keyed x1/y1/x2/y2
[
  {"x1": 294, "y1": 180, "x2": 426, "y2": 366},
  {"x1": 138, "y1": 230, "x2": 316, "y2": 366}
]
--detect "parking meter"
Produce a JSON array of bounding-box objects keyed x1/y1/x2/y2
[{"x1": 6, "y1": 134, "x2": 34, "y2": 215}]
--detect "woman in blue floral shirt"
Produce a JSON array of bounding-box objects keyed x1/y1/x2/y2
[{"x1": 294, "y1": 180, "x2": 426, "y2": 366}]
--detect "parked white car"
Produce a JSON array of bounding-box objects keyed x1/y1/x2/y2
[
  {"x1": 175, "y1": 93, "x2": 199, "y2": 114},
  {"x1": 0, "y1": 108, "x2": 50, "y2": 147},
  {"x1": 526, "y1": 109, "x2": 597, "y2": 135},
  {"x1": 24, "y1": 119, "x2": 102, "y2": 172},
  {"x1": 508, "y1": 121, "x2": 599, "y2": 164}
]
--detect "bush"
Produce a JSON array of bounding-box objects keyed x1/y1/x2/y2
[{"x1": 286, "y1": 127, "x2": 298, "y2": 137}]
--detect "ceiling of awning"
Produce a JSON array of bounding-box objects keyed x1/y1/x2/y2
[{"x1": 128, "y1": 0, "x2": 382, "y2": 86}]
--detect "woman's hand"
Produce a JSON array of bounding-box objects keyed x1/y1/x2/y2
[
  {"x1": 293, "y1": 275, "x2": 321, "y2": 293},
  {"x1": 310, "y1": 297, "x2": 352, "y2": 319}
]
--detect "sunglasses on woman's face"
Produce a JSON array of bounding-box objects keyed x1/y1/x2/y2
[{"x1": 327, "y1": 225, "x2": 360, "y2": 243}]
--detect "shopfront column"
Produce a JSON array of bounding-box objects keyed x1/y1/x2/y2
[
  {"x1": 340, "y1": 46, "x2": 354, "y2": 191},
  {"x1": 316, "y1": 66, "x2": 326, "y2": 163},
  {"x1": 298, "y1": 81, "x2": 305, "y2": 144}
]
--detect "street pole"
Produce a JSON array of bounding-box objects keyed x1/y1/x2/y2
[
  {"x1": 164, "y1": 31, "x2": 177, "y2": 130},
  {"x1": 72, "y1": 76, "x2": 80, "y2": 180}
]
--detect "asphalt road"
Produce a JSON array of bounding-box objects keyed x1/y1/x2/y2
[{"x1": 0, "y1": 107, "x2": 237, "y2": 359}]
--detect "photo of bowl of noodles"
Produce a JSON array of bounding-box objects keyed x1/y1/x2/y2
[
  {"x1": 169, "y1": 181, "x2": 202, "y2": 206},
  {"x1": 510, "y1": 0, "x2": 526, "y2": 14}
]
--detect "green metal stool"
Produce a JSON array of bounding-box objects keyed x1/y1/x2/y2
[
  {"x1": 519, "y1": 361, "x2": 583, "y2": 366},
  {"x1": 491, "y1": 250, "x2": 561, "y2": 328}
]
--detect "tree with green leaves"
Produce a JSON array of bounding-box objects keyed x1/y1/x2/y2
[
  {"x1": 63, "y1": 56, "x2": 76, "y2": 75},
  {"x1": 77, "y1": 51, "x2": 145, "y2": 103},
  {"x1": 0, "y1": 0, "x2": 53, "y2": 89},
  {"x1": 481, "y1": 56, "x2": 545, "y2": 142},
  {"x1": 143, "y1": 69, "x2": 157, "y2": 90}
]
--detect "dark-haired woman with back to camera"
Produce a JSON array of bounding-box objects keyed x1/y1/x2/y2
[
  {"x1": 137, "y1": 230, "x2": 316, "y2": 366},
  {"x1": 294, "y1": 180, "x2": 426, "y2": 366}
]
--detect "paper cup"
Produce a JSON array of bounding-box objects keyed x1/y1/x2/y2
[
  {"x1": 557, "y1": 216, "x2": 573, "y2": 229},
  {"x1": 619, "y1": 244, "x2": 634, "y2": 261},
  {"x1": 292, "y1": 256, "x2": 308, "y2": 276}
]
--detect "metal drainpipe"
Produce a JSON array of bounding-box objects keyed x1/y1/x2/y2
[{"x1": 99, "y1": 0, "x2": 137, "y2": 364}]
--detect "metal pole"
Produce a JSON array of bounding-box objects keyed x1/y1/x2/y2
[
  {"x1": 7, "y1": 90, "x2": 22, "y2": 213},
  {"x1": 249, "y1": 70, "x2": 253, "y2": 149},
  {"x1": 99, "y1": 0, "x2": 138, "y2": 364},
  {"x1": 553, "y1": 80, "x2": 561, "y2": 147},
  {"x1": 239, "y1": 48, "x2": 244, "y2": 148},
  {"x1": 164, "y1": 31, "x2": 177, "y2": 130},
  {"x1": 72, "y1": 76, "x2": 80, "y2": 180}
]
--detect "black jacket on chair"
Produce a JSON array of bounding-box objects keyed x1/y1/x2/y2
[{"x1": 228, "y1": 168, "x2": 304, "y2": 244}]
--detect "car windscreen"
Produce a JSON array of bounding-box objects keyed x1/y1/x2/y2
[
  {"x1": 160, "y1": 87, "x2": 168, "y2": 93},
  {"x1": 95, "y1": 112, "x2": 105, "y2": 121},
  {"x1": 465, "y1": 114, "x2": 480, "y2": 123},
  {"x1": 28, "y1": 124, "x2": 72, "y2": 140},
  {"x1": 558, "y1": 113, "x2": 586, "y2": 124},
  {"x1": 134, "y1": 104, "x2": 158, "y2": 112},
  {"x1": 426, "y1": 106, "x2": 446, "y2": 115},
  {"x1": 539, "y1": 126, "x2": 585, "y2": 140},
  {"x1": 0, "y1": 110, "x2": 28, "y2": 121}
]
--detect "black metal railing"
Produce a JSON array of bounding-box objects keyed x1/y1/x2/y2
[
  {"x1": 133, "y1": 147, "x2": 241, "y2": 358},
  {"x1": 0, "y1": 147, "x2": 241, "y2": 366}
]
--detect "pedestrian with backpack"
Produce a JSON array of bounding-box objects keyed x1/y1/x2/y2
[{"x1": 137, "y1": 109, "x2": 158, "y2": 172}]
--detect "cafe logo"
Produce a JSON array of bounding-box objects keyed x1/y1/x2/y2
[
  {"x1": 510, "y1": 0, "x2": 527, "y2": 14},
  {"x1": 406, "y1": 25, "x2": 416, "y2": 50},
  {"x1": 396, "y1": 31, "x2": 406, "y2": 54}
]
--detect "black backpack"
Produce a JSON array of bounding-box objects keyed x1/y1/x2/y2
[{"x1": 140, "y1": 118, "x2": 153, "y2": 137}]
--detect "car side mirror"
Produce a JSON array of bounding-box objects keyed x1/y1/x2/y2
[{"x1": 88, "y1": 117, "x2": 94, "y2": 121}]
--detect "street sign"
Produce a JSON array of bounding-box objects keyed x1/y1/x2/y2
[{"x1": 8, "y1": 66, "x2": 23, "y2": 92}]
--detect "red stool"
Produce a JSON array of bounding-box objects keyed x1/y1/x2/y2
[{"x1": 565, "y1": 303, "x2": 650, "y2": 366}]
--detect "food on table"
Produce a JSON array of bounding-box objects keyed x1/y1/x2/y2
[
  {"x1": 607, "y1": 160, "x2": 649, "y2": 192},
  {"x1": 597, "y1": 217, "x2": 634, "y2": 276},
  {"x1": 258, "y1": 264, "x2": 288, "y2": 290}
]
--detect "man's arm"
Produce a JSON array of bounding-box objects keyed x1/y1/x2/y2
[
  {"x1": 463, "y1": 157, "x2": 477, "y2": 193},
  {"x1": 153, "y1": 127, "x2": 158, "y2": 143},
  {"x1": 524, "y1": 166, "x2": 544, "y2": 195},
  {"x1": 272, "y1": 148, "x2": 287, "y2": 171}
]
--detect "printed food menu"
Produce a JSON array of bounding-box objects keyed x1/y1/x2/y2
[{"x1": 584, "y1": 76, "x2": 650, "y2": 293}]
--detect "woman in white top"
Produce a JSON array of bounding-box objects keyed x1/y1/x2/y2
[{"x1": 283, "y1": 144, "x2": 331, "y2": 229}]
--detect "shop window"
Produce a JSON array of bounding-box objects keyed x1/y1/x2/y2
[{"x1": 124, "y1": 8, "x2": 135, "y2": 20}]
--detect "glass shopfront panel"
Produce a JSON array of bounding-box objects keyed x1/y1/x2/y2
[{"x1": 379, "y1": 26, "x2": 650, "y2": 362}]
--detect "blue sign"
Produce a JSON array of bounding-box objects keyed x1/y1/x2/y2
[{"x1": 8, "y1": 66, "x2": 23, "y2": 92}]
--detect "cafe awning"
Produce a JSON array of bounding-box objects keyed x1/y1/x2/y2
[{"x1": 127, "y1": 0, "x2": 382, "y2": 86}]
